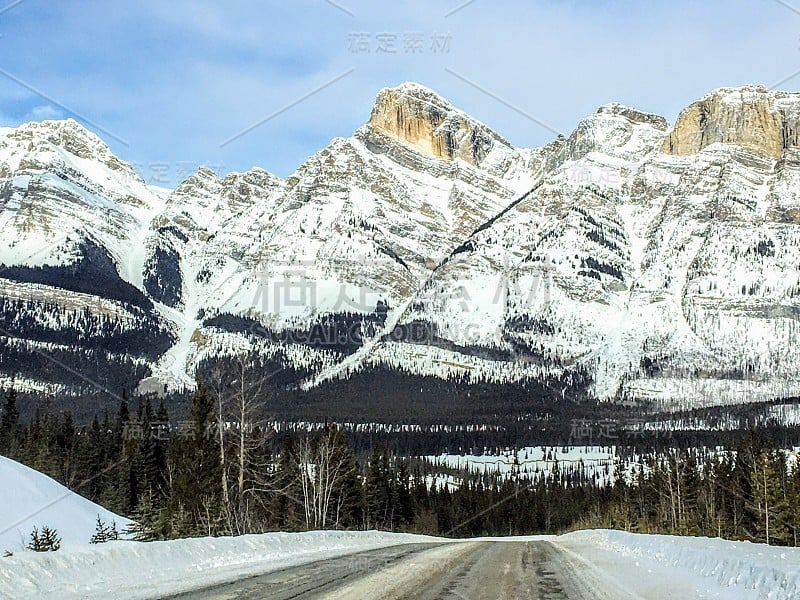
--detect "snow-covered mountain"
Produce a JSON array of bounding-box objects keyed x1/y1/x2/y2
[{"x1": 1, "y1": 83, "x2": 799, "y2": 410}]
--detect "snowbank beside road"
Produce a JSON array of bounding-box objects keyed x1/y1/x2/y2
[
  {"x1": 4, "y1": 525, "x2": 800, "y2": 599},
  {"x1": 560, "y1": 529, "x2": 800, "y2": 599},
  {"x1": 0, "y1": 530, "x2": 437, "y2": 599}
]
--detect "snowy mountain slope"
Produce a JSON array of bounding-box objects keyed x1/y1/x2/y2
[
  {"x1": 0, "y1": 84, "x2": 799, "y2": 409},
  {"x1": 146, "y1": 83, "x2": 543, "y2": 389},
  {"x1": 0, "y1": 456, "x2": 130, "y2": 552},
  {"x1": 325, "y1": 87, "x2": 800, "y2": 406},
  {"x1": 200, "y1": 83, "x2": 537, "y2": 317},
  {"x1": 0, "y1": 119, "x2": 165, "y2": 282},
  {"x1": 0, "y1": 121, "x2": 175, "y2": 404}
]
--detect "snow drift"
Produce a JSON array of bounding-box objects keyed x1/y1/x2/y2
[
  {"x1": 0, "y1": 456, "x2": 130, "y2": 552},
  {"x1": 0, "y1": 530, "x2": 436, "y2": 599}
]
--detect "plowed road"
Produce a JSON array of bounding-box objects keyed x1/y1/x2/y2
[{"x1": 172, "y1": 541, "x2": 639, "y2": 599}]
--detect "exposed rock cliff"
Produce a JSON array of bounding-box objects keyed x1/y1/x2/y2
[
  {"x1": 663, "y1": 86, "x2": 800, "y2": 158},
  {"x1": 367, "y1": 82, "x2": 514, "y2": 167}
]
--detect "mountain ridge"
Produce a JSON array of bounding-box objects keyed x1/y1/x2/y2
[{"x1": 1, "y1": 82, "x2": 799, "y2": 412}]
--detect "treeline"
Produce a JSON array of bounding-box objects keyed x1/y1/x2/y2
[
  {"x1": 0, "y1": 339, "x2": 151, "y2": 418},
  {"x1": 0, "y1": 381, "x2": 612, "y2": 539},
  {"x1": 2, "y1": 380, "x2": 800, "y2": 545},
  {"x1": 0, "y1": 296, "x2": 174, "y2": 360},
  {"x1": 601, "y1": 434, "x2": 800, "y2": 545}
]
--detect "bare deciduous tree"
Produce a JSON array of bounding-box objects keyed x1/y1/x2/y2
[
  {"x1": 208, "y1": 355, "x2": 277, "y2": 534},
  {"x1": 294, "y1": 428, "x2": 354, "y2": 529}
]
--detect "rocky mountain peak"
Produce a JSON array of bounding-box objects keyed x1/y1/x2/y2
[
  {"x1": 366, "y1": 82, "x2": 510, "y2": 167},
  {"x1": 10, "y1": 118, "x2": 111, "y2": 158},
  {"x1": 662, "y1": 85, "x2": 800, "y2": 158},
  {"x1": 219, "y1": 167, "x2": 284, "y2": 209},
  {"x1": 155, "y1": 165, "x2": 284, "y2": 241},
  {"x1": 2, "y1": 118, "x2": 140, "y2": 183},
  {"x1": 595, "y1": 103, "x2": 668, "y2": 130},
  {"x1": 170, "y1": 166, "x2": 221, "y2": 195}
]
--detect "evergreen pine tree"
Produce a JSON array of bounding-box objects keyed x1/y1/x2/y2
[
  {"x1": 272, "y1": 436, "x2": 300, "y2": 529},
  {"x1": 28, "y1": 526, "x2": 61, "y2": 552},
  {"x1": 91, "y1": 516, "x2": 106, "y2": 544},
  {"x1": 396, "y1": 460, "x2": 415, "y2": 529},
  {"x1": 168, "y1": 383, "x2": 224, "y2": 536},
  {"x1": 0, "y1": 385, "x2": 20, "y2": 454},
  {"x1": 366, "y1": 447, "x2": 394, "y2": 530},
  {"x1": 751, "y1": 449, "x2": 791, "y2": 545}
]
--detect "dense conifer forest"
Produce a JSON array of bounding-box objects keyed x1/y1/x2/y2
[{"x1": 3, "y1": 375, "x2": 800, "y2": 546}]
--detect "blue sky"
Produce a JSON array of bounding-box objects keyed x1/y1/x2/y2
[{"x1": 0, "y1": 0, "x2": 798, "y2": 186}]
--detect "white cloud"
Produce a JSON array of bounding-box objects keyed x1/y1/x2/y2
[{"x1": 26, "y1": 105, "x2": 63, "y2": 122}]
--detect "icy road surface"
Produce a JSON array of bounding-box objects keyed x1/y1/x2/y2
[{"x1": 171, "y1": 541, "x2": 636, "y2": 600}]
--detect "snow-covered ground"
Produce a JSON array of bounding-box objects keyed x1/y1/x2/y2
[
  {"x1": 0, "y1": 530, "x2": 437, "y2": 599},
  {"x1": 768, "y1": 403, "x2": 800, "y2": 426},
  {"x1": 0, "y1": 456, "x2": 130, "y2": 553},
  {"x1": 561, "y1": 529, "x2": 800, "y2": 600},
  {"x1": 423, "y1": 446, "x2": 619, "y2": 485},
  {"x1": 1, "y1": 528, "x2": 798, "y2": 599}
]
